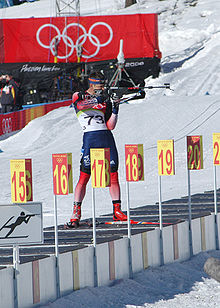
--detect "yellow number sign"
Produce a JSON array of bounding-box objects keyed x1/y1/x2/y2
[
  {"x1": 90, "y1": 148, "x2": 111, "y2": 188},
  {"x1": 52, "y1": 153, "x2": 73, "y2": 195},
  {"x1": 10, "y1": 159, "x2": 33, "y2": 203},
  {"x1": 187, "y1": 136, "x2": 203, "y2": 170},
  {"x1": 213, "y1": 133, "x2": 220, "y2": 165},
  {"x1": 157, "y1": 140, "x2": 175, "y2": 176}
]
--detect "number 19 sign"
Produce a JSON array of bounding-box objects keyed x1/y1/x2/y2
[
  {"x1": 52, "y1": 153, "x2": 73, "y2": 195},
  {"x1": 10, "y1": 159, "x2": 33, "y2": 203},
  {"x1": 157, "y1": 140, "x2": 175, "y2": 176},
  {"x1": 125, "y1": 144, "x2": 144, "y2": 182}
]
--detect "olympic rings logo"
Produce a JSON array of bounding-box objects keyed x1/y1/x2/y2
[
  {"x1": 2, "y1": 118, "x2": 12, "y2": 134},
  {"x1": 36, "y1": 22, "x2": 113, "y2": 60}
]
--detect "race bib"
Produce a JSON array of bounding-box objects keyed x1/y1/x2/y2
[{"x1": 77, "y1": 109, "x2": 107, "y2": 132}]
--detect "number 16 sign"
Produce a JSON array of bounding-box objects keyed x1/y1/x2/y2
[{"x1": 52, "y1": 153, "x2": 73, "y2": 195}]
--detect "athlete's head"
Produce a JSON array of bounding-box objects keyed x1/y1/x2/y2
[{"x1": 88, "y1": 71, "x2": 105, "y2": 95}]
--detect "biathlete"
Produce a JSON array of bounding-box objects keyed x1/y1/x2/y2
[{"x1": 67, "y1": 71, "x2": 127, "y2": 228}]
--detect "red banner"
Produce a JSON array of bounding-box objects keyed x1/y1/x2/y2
[
  {"x1": 0, "y1": 14, "x2": 161, "y2": 64},
  {"x1": 0, "y1": 100, "x2": 71, "y2": 137}
]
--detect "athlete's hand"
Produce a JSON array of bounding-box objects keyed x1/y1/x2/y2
[
  {"x1": 112, "y1": 94, "x2": 120, "y2": 114},
  {"x1": 77, "y1": 91, "x2": 87, "y2": 100}
]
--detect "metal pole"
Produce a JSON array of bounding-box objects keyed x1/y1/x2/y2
[
  {"x1": 214, "y1": 165, "x2": 219, "y2": 249},
  {"x1": 92, "y1": 188, "x2": 97, "y2": 248},
  {"x1": 54, "y1": 195, "x2": 60, "y2": 298},
  {"x1": 91, "y1": 188, "x2": 98, "y2": 287},
  {"x1": 126, "y1": 181, "x2": 133, "y2": 278},
  {"x1": 126, "y1": 181, "x2": 131, "y2": 239},
  {"x1": 158, "y1": 175, "x2": 163, "y2": 230},
  {"x1": 214, "y1": 165, "x2": 218, "y2": 216},
  {"x1": 158, "y1": 175, "x2": 164, "y2": 266},
  {"x1": 13, "y1": 245, "x2": 19, "y2": 308},
  {"x1": 187, "y1": 169, "x2": 193, "y2": 257}
]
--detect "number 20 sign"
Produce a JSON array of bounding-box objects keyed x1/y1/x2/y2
[
  {"x1": 52, "y1": 153, "x2": 73, "y2": 195},
  {"x1": 157, "y1": 140, "x2": 175, "y2": 176},
  {"x1": 187, "y1": 136, "x2": 203, "y2": 170},
  {"x1": 125, "y1": 144, "x2": 144, "y2": 182},
  {"x1": 10, "y1": 159, "x2": 33, "y2": 203}
]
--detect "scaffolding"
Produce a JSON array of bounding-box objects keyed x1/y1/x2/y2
[{"x1": 55, "y1": 0, "x2": 80, "y2": 16}]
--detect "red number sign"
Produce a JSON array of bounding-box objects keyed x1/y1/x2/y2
[
  {"x1": 187, "y1": 136, "x2": 203, "y2": 170},
  {"x1": 52, "y1": 153, "x2": 73, "y2": 195},
  {"x1": 125, "y1": 144, "x2": 144, "y2": 182}
]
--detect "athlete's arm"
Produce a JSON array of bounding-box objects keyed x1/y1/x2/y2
[{"x1": 106, "y1": 98, "x2": 119, "y2": 130}]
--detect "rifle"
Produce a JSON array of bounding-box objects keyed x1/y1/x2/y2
[{"x1": 105, "y1": 83, "x2": 173, "y2": 103}]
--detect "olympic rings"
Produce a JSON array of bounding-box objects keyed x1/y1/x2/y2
[
  {"x1": 36, "y1": 22, "x2": 113, "y2": 60},
  {"x1": 2, "y1": 118, "x2": 12, "y2": 134}
]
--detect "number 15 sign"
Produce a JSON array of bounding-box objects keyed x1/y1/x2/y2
[{"x1": 10, "y1": 159, "x2": 33, "y2": 203}]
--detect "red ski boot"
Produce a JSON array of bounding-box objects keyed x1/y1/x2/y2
[
  {"x1": 113, "y1": 201, "x2": 127, "y2": 221},
  {"x1": 66, "y1": 202, "x2": 82, "y2": 228}
]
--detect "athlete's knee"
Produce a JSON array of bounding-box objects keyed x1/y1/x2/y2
[
  {"x1": 111, "y1": 171, "x2": 119, "y2": 184},
  {"x1": 78, "y1": 171, "x2": 90, "y2": 186}
]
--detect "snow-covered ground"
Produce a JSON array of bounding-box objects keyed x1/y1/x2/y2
[
  {"x1": 40, "y1": 250, "x2": 220, "y2": 308},
  {"x1": 1, "y1": 0, "x2": 220, "y2": 307}
]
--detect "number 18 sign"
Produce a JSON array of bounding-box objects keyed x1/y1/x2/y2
[{"x1": 125, "y1": 144, "x2": 144, "y2": 182}]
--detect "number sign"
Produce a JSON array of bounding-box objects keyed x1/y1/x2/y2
[
  {"x1": 52, "y1": 153, "x2": 73, "y2": 195},
  {"x1": 213, "y1": 133, "x2": 220, "y2": 165},
  {"x1": 157, "y1": 140, "x2": 175, "y2": 176},
  {"x1": 10, "y1": 159, "x2": 33, "y2": 203},
  {"x1": 90, "y1": 148, "x2": 111, "y2": 188},
  {"x1": 187, "y1": 136, "x2": 203, "y2": 170},
  {"x1": 125, "y1": 144, "x2": 144, "y2": 182}
]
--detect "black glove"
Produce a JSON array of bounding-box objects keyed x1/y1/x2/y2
[
  {"x1": 77, "y1": 91, "x2": 87, "y2": 100},
  {"x1": 111, "y1": 94, "x2": 120, "y2": 114}
]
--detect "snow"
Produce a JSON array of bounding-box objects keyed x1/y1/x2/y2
[
  {"x1": 40, "y1": 250, "x2": 220, "y2": 308},
  {"x1": 1, "y1": 0, "x2": 220, "y2": 307}
]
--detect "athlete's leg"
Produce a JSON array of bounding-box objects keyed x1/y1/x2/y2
[
  {"x1": 74, "y1": 171, "x2": 91, "y2": 202},
  {"x1": 109, "y1": 171, "x2": 120, "y2": 200}
]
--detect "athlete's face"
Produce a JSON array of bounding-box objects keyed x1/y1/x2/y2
[{"x1": 89, "y1": 83, "x2": 104, "y2": 95}]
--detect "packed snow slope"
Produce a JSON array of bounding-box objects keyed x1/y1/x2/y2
[{"x1": 40, "y1": 250, "x2": 220, "y2": 308}]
